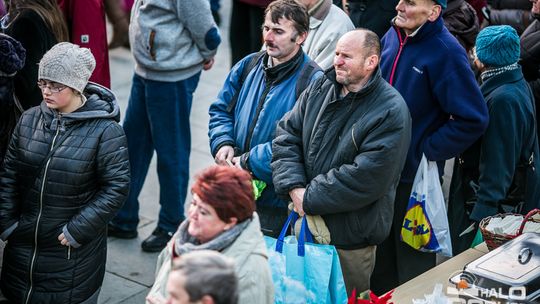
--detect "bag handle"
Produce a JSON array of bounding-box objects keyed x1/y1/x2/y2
[
  {"x1": 416, "y1": 154, "x2": 430, "y2": 201},
  {"x1": 518, "y1": 208, "x2": 540, "y2": 235},
  {"x1": 275, "y1": 211, "x2": 314, "y2": 257}
]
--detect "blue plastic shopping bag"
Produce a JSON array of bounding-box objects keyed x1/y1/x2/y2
[
  {"x1": 401, "y1": 154, "x2": 453, "y2": 257},
  {"x1": 264, "y1": 212, "x2": 348, "y2": 304}
]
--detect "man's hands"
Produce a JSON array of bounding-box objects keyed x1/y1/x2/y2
[
  {"x1": 289, "y1": 188, "x2": 306, "y2": 216},
  {"x1": 203, "y1": 57, "x2": 215, "y2": 70},
  {"x1": 215, "y1": 145, "x2": 234, "y2": 165},
  {"x1": 58, "y1": 233, "x2": 71, "y2": 247},
  {"x1": 232, "y1": 156, "x2": 242, "y2": 169},
  {"x1": 215, "y1": 145, "x2": 244, "y2": 169}
]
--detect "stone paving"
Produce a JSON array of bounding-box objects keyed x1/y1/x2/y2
[
  {"x1": 99, "y1": 1, "x2": 233, "y2": 302},
  {"x1": 0, "y1": 1, "x2": 233, "y2": 303}
]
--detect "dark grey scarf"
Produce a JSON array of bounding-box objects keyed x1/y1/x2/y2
[{"x1": 174, "y1": 218, "x2": 251, "y2": 256}]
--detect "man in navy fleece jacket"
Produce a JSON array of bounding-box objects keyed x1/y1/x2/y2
[{"x1": 370, "y1": 0, "x2": 488, "y2": 294}]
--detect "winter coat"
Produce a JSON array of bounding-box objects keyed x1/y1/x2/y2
[
  {"x1": 448, "y1": 67, "x2": 540, "y2": 253},
  {"x1": 0, "y1": 83, "x2": 130, "y2": 303},
  {"x1": 222, "y1": 213, "x2": 274, "y2": 304},
  {"x1": 303, "y1": 1, "x2": 355, "y2": 70},
  {"x1": 443, "y1": 0, "x2": 480, "y2": 52},
  {"x1": 470, "y1": 67, "x2": 540, "y2": 221},
  {"x1": 380, "y1": 16, "x2": 488, "y2": 183},
  {"x1": 208, "y1": 50, "x2": 321, "y2": 235},
  {"x1": 488, "y1": 0, "x2": 533, "y2": 34},
  {"x1": 488, "y1": 0, "x2": 531, "y2": 10},
  {"x1": 129, "y1": 0, "x2": 220, "y2": 82},
  {"x1": 520, "y1": 17, "x2": 540, "y2": 131},
  {"x1": 271, "y1": 68, "x2": 412, "y2": 249},
  {"x1": 58, "y1": 0, "x2": 111, "y2": 88},
  {"x1": 3, "y1": 9, "x2": 57, "y2": 109}
]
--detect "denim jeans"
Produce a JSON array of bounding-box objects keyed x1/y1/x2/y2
[{"x1": 112, "y1": 72, "x2": 200, "y2": 233}]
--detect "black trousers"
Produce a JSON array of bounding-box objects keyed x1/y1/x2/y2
[
  {"x1": 370, "y1": 182, "x2": 437, "y2": 295},
  {"x1": 229, "y1": 1, "x2": 266, "y2": 67}
]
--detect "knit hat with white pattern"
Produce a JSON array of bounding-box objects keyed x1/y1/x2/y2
[{"x1": 38, "y1": 42, "x2": 95, "y2": 93}]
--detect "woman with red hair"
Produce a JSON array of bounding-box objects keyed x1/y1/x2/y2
[{"x1": 147, "y1": 165, "x2": 273, "y2": 304}]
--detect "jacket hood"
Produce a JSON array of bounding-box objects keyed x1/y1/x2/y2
[{"x1": 40, "y1": 82, "x2": 121, "y2": 130}]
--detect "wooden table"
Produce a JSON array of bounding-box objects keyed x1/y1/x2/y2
[{"x1": 391, "y1": 245, "x2": 488, "y2": 303}]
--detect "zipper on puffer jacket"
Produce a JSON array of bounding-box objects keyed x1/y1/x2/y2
[
  {"x1": 24, "y1": 121, "x2": 62, "y2": 304},
  {"x1": 389, "y1": 28, "x2": 408, "y2": 86},
  {"x1": 67, "y1": 245, "x2": 71, "y2": 260}
]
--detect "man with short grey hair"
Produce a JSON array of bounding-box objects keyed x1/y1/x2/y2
[{"x1": 147, "y1": 250, "x2": 239, "y2": 304}]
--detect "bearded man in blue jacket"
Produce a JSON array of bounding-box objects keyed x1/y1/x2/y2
[
  {"x1": 208, "y1": 0, "x2": 322, "y2": 237},
  {"x1": 370, "y1": 0, "x2": 489, "y2": 294}
]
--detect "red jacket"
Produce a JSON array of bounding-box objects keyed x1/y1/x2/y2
[{"x1": 57, "y1": 0, "x2": 111, "y2": 88}]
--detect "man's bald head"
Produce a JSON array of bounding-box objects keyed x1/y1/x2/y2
[
  {"x1": 333, "y1": 29, "x2": 381, "y2": 93},
  {"x1": 338, "y1": 29, "x2": 381, "y2": 59}
]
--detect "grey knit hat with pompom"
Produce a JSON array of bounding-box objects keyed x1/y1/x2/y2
[{"x1": 38, "y1": 42, "x2": 96, "y2": 93}]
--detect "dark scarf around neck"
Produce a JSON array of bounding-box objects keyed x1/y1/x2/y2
[
  {"x1": 263, "y1": 48, "x2": 304, "y2": 85},
  {"x1": 174, "y1": 217, "x2": 251, "y2": 256}
]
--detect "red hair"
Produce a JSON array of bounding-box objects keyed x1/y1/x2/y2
[{"x1": 191, "y1": 166, "x2": 255, "y2": 223}]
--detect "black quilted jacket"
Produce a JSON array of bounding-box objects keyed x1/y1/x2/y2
[{"x1": 0, "y1": 83, "x2": 130, "y2": 303}]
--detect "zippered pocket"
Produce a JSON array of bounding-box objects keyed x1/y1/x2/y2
[{"x1": 67, "y1": 245, "x2": 71, "y2": 260}]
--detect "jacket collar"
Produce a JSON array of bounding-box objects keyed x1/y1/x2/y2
[
  {"x1": 263, "y1": 48, "x2": 304, "y2": 85},
  {"x1": 392, "y1": 15, "x2": 444, "y2": 43},
  {"x1": 221, "y1": 213, "x2": 268, "y2": 264},
  {"x1": 480, "y1": 66, "x2": 524, "y2": 97},
  {"x1": 328, "y1": 66, "x2": 383, "y2": 102}
]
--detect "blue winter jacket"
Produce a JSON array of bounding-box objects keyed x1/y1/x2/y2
[
  {"x1": 208, "y1": 51, "x2": 322, "y2": 208},
  {"x1": 381, "y1": 17, "x2": 489, "y2": 182}
]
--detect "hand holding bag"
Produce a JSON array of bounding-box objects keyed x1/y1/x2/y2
[
  {"x1": 264, "y1": 211, "x2": 348, "y2": 304},
  {"x1": 401, "y1": 154, "x2": 453, "y2": 257}
]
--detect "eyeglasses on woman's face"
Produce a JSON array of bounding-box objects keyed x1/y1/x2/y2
[{"x1": 37, "y1": 80, "x2": 68, "y2": 94}]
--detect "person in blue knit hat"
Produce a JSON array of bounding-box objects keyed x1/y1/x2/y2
[
  {"x1": 475, "y1": 25, "x2": 520, "y2": 68},
  {"x1": 371, "y1": 0, "x2": 489, "y2": 294},
  {"x1": 447, "y1": 25, "x2": 538, "y2": 256},
  {"x1": 466, "y1": 25, "x2": 539, "y2": 231}
]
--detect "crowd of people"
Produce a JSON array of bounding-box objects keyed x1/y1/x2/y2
[{"x1": 0, "y1": 0, "x2": 539, "y2": 303}]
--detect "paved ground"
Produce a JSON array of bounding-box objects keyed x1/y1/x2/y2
[
  {"x1": 99, "y1": 1, "x2": 234, "y2": 303},
  {"x1": 0, "y1": 1, "x2": 233, "y2": 303}
]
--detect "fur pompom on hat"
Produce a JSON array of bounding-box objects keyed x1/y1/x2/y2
[
  {"x1": 475, "y1": 25, "x2": 520, "y2": 68},
  {"x1": 0, "y1": 33, "x2": 25, "y2": 76},
  {"x1": 38, "y1": 42, "x2": 96, "y2": 93}
]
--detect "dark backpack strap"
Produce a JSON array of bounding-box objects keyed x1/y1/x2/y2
[
  {"x1": 295, "y1": 59, "x2": 321, "y2": 100},
  {"x1": 226, "y1": 51, "x2": 266, "y2": 113}
]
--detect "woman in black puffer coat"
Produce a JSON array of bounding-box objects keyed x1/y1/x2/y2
[{"x1": 0, "y1": 42, "x2": 130, "y2": 303}]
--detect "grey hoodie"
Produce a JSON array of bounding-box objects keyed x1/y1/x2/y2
[{"x1": 129, "y1": 0, "x2": 221, "y2": 82}]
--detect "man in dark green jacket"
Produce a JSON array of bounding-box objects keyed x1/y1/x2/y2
[{"x1": 271, "y1": 29, "x2": 411, "y2": 294}]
